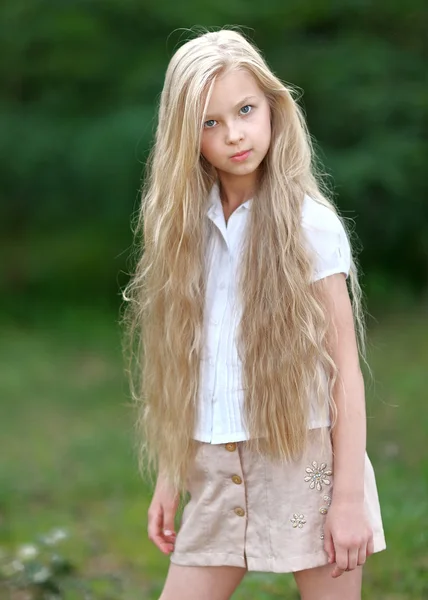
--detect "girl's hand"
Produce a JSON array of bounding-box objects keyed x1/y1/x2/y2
[
  {"x1": 147, "y1": 475, "x2": 179, "y2": 555},
  {"x1": 323, "y1": 500, "x2": 374, "y2": 578}
]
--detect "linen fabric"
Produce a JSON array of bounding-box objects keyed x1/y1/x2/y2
[{"x1": 171, "y1": 427, "x2": 386, "y2": 572}]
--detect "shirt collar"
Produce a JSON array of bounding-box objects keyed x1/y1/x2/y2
[{"x1": 207, "y1": 181, "x2": 253, "y2": 217}]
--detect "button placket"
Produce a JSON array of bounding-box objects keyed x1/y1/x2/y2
[
  {"x1": 226, "y1": 443, "x2": 247, "y2": 524},
  {"x1": 200, "y1": 191, "x2": 249, "y2": 443},
  {"x1": 208, "y1": 250, "x2": 231, "y2": 438},
  {"x1": 210, "y1": 276, "x2": 228, "y2": 326}
]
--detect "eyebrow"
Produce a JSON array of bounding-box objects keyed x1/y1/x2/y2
[{"x1": 205, "y1": 95, "x2": 258, "y2": 120}]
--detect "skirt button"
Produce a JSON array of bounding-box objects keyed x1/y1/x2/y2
[
  {"x1": 234, "y1": 507, "x2": 245, "y2": 517},
  {"x1": 232, "y1": 475, "x2": 242, "y2": 485},
  {"x1": 225, "y1": 442, "x2": 237, "y2": 452}
]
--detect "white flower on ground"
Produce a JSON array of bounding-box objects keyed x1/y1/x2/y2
[
  {"x1": 3, "y1": 560, "x2": 24, "y2": 576},
  {"x1": 17, "y1": 544, "x2": 38, "y2": 561},
  {"x1": 43, "y1": 529, "x2": 68, "y2": 545},
  {"x1": 33, "y1": 566, "x2": 51, "y2": 583}
]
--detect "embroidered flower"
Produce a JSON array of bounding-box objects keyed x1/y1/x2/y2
[
  {"x1": 290, "y1": 513, "x2": 306, "y2": 528},
  {"x1": 304, "y1": 461, "x2": 332, "y2": 491},
  {"x1": 17, "y1": 545, "x2": 38, "y2": 560},
  {"x1": 319, "y1": 494, "x2": 332, "y2": 515}
]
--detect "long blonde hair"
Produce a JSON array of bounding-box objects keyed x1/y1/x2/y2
[{"x1": 123, "y1": 29, "x2": 365, "y2": 491}]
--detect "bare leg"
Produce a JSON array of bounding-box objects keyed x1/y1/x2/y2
[
  {"x1": 159, "y1": 564, "x2": 247, "y2": 600},
  {"x1": 294, "y1": 564, "x2": 363, "y2": 600}
]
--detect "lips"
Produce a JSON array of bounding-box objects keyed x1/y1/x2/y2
[
  {"x1": 231, "y1": 150, "x2": 251, "y2": 158},
  {"x1": 230, "y1": 149, "x2": 252, "y2": 162}
]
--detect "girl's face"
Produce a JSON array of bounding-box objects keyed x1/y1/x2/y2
[{"x1": 200, "y1": 69, "x2": 271, "y2": 183}]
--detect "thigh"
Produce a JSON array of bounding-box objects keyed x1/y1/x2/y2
[
  {"x1": 159, "y1": 564, "x2": 246, "y2": 600},
  {"x1": 294, "y1": 564, "x2": 363, "y2": 600}
]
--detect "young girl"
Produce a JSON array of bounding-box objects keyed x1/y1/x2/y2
[{"x1": 124, "y1": 29, "x2": 386, "y2": 600}]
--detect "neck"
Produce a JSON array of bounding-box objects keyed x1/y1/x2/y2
[{"x1": 218, "y1": 171, "x2": 258, "y2": 209}]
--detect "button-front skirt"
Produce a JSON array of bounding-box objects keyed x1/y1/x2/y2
[{"x1": 170, "y1": 427, "x2": 386, "y2": 573}]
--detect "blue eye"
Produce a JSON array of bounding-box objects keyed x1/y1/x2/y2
[
  {"x1": 204, "y1": 119, "x2": 217, "y2": 128},
  {"x1": 240, "y1": 105, "x2": 252, "y2": 115}
]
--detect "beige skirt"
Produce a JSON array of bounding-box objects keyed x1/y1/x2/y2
[{"x1": 171, "y1": 428, "x2": 386, "y2": 573}]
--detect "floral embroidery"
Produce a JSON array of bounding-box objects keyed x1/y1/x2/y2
[
  {"x1": 304, "y1": 461, "x2": 332, "y2": 491},
  {"x1": 319, "y1": 494, "x2": 332, "y2": 515},
  {"x1": 290, "y1": 513, "x2": 306, "y2": 528}
]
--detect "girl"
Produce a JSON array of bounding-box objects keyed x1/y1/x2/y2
[{"x1": 124, "y1": 29, "x2": 386, "y2": 600}]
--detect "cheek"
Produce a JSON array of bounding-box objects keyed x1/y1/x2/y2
[
  {"x1": 266, "y1": 123, "x2": 272, "y2": 148},
  {"x1": 201, "y1": 134, "x2": 219, "y2": 161},
  {"x1": 200, "y1": 135, "x2": 210, "y2": 159},
  {"x1": 259, "y1": 109, "x2": 272, "y2": 148}
]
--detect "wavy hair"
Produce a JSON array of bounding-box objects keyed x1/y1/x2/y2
[{"x1": 123, "y1": 29, "x2": 366, "y2": 491}]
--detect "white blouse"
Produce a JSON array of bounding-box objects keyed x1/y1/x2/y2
[{"x1": 193, "y1": 183, "x2": 351, "y2": 444}]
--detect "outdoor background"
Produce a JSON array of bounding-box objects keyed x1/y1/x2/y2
[{"x1": 1, "y1": 1, "x2": 427, "y2": 599}]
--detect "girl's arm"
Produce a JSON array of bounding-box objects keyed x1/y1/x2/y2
[
  {"x1": 325, "y1": 272, "x2": 366, "y2": 502},
  {"x1": 319, "y1": 273, "x2": 374, "y2": 577}
]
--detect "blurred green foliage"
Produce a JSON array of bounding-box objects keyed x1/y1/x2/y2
[{"x1": 0, "y1": 1, "x2": 427, "y2": 305}]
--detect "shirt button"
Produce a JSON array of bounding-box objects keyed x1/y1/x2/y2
[
  {"x1": 234, "y1": 507, "x2": 245, "y2": 517},
  {"x1": 218, "y1": 281, "x2": 226, "y2": 289},
  {"x1": 209, "y1": 359, "x2": 214, "y2": 366},
  {"x1": 225, "y1": 442, "x2": 237, "y2": 452},
  {"x1": 212, "y1": 319, "x2": 219, "y2": 325},
  {"x1": 232, "y1": 475, "x2": 242, "y2": 485}
]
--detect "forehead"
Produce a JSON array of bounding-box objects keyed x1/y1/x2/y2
[{"x1": 204, "y1": 69, "x2": 263, "y2": 114}]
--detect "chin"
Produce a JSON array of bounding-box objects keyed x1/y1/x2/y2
[
  {"x1": 228, "y1": 160, "x2": 259, "y2": 175},
  {"x1": 236, "y1": 163, "x2": 260, "y2": 176}
]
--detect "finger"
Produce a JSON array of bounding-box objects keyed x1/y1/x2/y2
[
  {"x1": 147, "y1": 506, "x2": 162, "y2": 541},
  {"x1": 159, "y1": 505, "x2": 177, "y2": 555},
  {"x1": 367, "y1": 535, "x2": 375, "y2": 557},
  {"x1": 348, "y1": 547, "x2": 359, "y2": 571},
  {"x1": 158, "y1": 539, "x2": 175, "y2": 555},
  {"x1": 357, "y1": 543, "x2": 367, "y2": 566},
  {"x1": 323, "y1": 531, "x2": 336, "y2": 564},
  {"x1": 149, "y1": 508, "x2": 174, "y2": 555},
  {"x1": 332, "y1": 548, "x2": 348, "y2": 579},
  {"x1": 163, "y1": 504, "x2": 177, "y2": 540},
  {"x1": 331, "y1": 564, "x2": 345, "y2": 578}
]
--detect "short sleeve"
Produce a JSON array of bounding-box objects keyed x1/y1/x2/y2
[{"x1": 301, "y1": 195, "x2": 351, "y2": 283}]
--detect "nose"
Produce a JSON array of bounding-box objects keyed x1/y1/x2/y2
[{"x1": 225, "y1": 121, "x2": 244, "y2": 145}]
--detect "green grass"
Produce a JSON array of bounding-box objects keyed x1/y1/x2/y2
[{"x1": 1, "y1": 306, "x2": 427, "y2": 599}]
